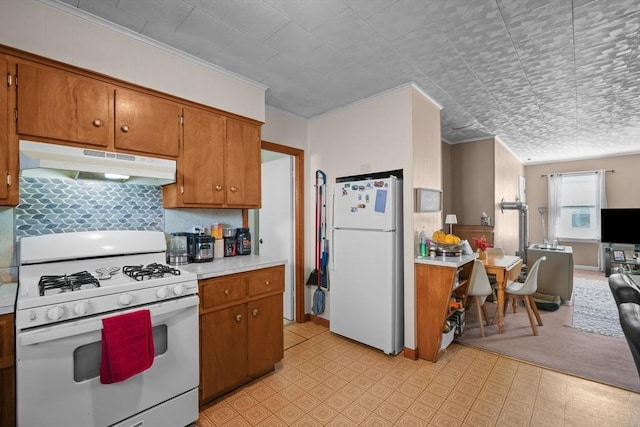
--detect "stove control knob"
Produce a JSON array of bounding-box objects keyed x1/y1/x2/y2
[
  {"x1": 74, "y1": 301, "x2": 89, "y2": 315},
  {"x1": 156, "y1": 287, "x2": 169, "y2": 299},
  {"x1": 47, "y1": 306, "x2": 65, "y2": 321},
  {"x1": 118, "y1": 293, "x2": 133, "y2": 306},
  {"x1": 173, "y1": 284, "x2": 185, "y2": 296}
]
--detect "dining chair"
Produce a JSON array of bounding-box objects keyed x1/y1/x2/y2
[
  {"x1": 466, "y1": 260, "x2": 495, "y2": 337},
  {"x1": 503, "y1": 256, "x2": 547, "y2": 335},
  {"x1": 485, "y1": 247, "x2": 505, "y2": 301}
]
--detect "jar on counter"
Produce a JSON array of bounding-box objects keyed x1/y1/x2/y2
[
  {"x1": 236, "y1": 228, "x2": 252, "y2": 255},
  {"x1": 223, "y1": 228, "x2": 236, "y2": 257}
]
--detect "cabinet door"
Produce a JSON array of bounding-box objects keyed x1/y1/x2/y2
[
  {"x1": 114, "y1": 88, "x2": 181, "y2": 157},
  {"x1": 17, "y1": 62, "x2": 112, "y2": 147},
  {"x1": 0, "y1": 56, "x2": 18, "y2": 206},
  {"x1": 200, "y1": 305, "x2": 247, "y2": 402},
  {"x1": 182, "y1": 107, "x2": 225, "y2": 205},
  {"x1": 225, "y1": 118, "x2": 261, "y2": 207},
  {"x1": 247, "y1": 294, "x2": 283, "y2": 377},
  {"x1": 0, "y1": 57, "x2": 9, "y2": 203},
  {"x1": 0, "y1": 314, "x2": 15, "y2": 427}
]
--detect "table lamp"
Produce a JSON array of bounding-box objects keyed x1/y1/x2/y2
[{"x1": 445, "y1": 214, "x2": 458, "y2": 234}]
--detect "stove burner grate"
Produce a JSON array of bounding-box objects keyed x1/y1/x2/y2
[
  {"x1": 38, "y1": 271, "x2": 101, "y2": 296},
  {"x1": 122, "y1": 263, "x2": 182, "y2": 281}
]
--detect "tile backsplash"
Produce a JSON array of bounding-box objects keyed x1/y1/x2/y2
[
  {"x1": 16, "y1": 177, "x2": 164, "y2": 236},
  {"x1": 0, "y1": 177, "x2": 243, "y2": 275}
]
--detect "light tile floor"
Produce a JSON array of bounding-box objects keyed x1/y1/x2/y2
[{"x1": 197, "y1": 322, "x2": 640, "y2": 426}]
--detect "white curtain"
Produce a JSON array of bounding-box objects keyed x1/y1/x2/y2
[
  {"x1": 548, "y1": 170, "x2": 608, "y2": 269},
  {"x1": 547, "y1": 174, "x2": 561, "y2": 241}
]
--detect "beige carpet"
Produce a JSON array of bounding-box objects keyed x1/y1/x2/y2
[{"x1": 455, "y1": 273, "x2": 640, "y2": 393}]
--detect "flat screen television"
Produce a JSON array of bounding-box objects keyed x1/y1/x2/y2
[{"x1": 601, "y1": 208, "x2": 640, "y2": 244}]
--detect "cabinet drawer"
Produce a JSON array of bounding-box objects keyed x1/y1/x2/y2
[
  {"x1": 200, "y1": 276, "x2": 246, "y2": 309},
  {"x1": 248, "y1": 266, "x2": 284, "y2": 296}
]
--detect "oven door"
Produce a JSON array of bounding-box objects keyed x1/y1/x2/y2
[{"x1": 16, "y1": 295, "x2": 199, "y2": 427}]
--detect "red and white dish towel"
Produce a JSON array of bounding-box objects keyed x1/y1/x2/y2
[{"x1": 100, "y1": 309, "x2": 155, "y2": 384}]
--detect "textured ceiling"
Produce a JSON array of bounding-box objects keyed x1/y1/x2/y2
[{"x1": 54, "y1": 0, "x2": 640, "y2": 164}]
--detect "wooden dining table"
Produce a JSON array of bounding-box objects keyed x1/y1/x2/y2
[{"x1": 481, "y1": 254, "x2": 523, "y2": 334}]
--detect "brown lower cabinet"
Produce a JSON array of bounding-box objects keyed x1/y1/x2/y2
[
  {"x1": 199, "y1": 266, "x2": 284, "y2": 405},
  {"x1": 0, "y1": 313, "x2": 15, "y2": 427}
]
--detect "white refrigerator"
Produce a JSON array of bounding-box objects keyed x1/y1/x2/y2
[{"x1": 330, "y1": 173, "x2": 403, "y2": 355}]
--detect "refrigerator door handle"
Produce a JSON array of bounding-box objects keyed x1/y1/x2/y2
[{"x1": 330, "y1": 227, "x2": 335, "y2": 271}]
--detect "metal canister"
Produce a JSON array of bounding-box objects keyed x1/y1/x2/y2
[{"x1": 236, "y1": 228, "x2": 251, "y2": 255}]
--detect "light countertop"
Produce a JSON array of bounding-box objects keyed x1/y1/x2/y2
[
  {"x1": 415, "y1": 253, "x2": 478, "y2": 268},
  {"x1": 0, "y1": 257, "x2": 285, "y2": 314},
  {"x1": 180, "y1": 255, "x2": 286, "y2": 280},
  {"x1": 0, "y1": 282, "x2": 17, "y2": 315}
]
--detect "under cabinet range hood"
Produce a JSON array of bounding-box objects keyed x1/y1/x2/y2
[{"x1": 19, "y1": 140, "x2": 176, "y2": 185}]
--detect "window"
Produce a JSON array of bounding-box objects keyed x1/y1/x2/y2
[{"x1": 548, "y1": 171, "x2": 606, "y2": 241}]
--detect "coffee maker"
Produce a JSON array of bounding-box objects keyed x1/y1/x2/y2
[{"x1": 167, "y1": 232, "x2": 193, "y2": 265}]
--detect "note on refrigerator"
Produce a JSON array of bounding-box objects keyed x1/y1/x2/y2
[{"x1": 375, "y1": 189, "x2": 387, "y2": 213}]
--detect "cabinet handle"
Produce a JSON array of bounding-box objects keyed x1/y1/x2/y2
[
  {"x1": 230, "y1": 186, "x2": 237, "y2": 192},
  {"x1": 224, "y1": 289, "x2": 230, "y2": 295},
  {"x1": 252, "y1": 309, "x2": 258, "y2": 316},
  {"x1": 215, "y1": 185, "x2": 223, "y2": 191},
  {"x1": 121, "y1": 124, "x2": 129, "y2": 133},
  {"x1": 265, "y1": 281, "x2": 270, "y2": 286},
  {"x1": 6, "y1": 73, "x2": 11, "y2": 87},
  {"x1": 6, "y1": 172, "x2": 11, "y2": 187},
  {"x1": 92, "y1": 119, "x2": 103, "y2": 128},
  {"x1": 235, "y1": 314, "x2": 242, "y2": 322}
]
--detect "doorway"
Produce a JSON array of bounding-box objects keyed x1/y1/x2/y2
[
  {"x1": 255, "y1": 155, "x2": 294, "y2": 320},
  {"x1": 252, "y1": 141, "x2": 305, "y2": 323}
]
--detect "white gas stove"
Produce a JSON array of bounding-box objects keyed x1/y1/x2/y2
[
  {"x1": 16, "y1": 230, "x2": 200, "y2": 427},
  {"x1": 16, "y1": 230, "x2": 198, "y2": 329}
]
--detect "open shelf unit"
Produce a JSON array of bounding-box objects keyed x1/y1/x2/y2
[{"x1": 415, "y1": 255, "x2": 475, "y2": 362}]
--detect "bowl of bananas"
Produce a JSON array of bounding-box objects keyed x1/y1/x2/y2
[{"x1": 431, "y1": 230, "x2": 462, "y2": 250}]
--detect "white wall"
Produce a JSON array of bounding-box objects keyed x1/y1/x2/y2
[
  {"x1": 0, "y1": 0, "x2": 265, "y2": 122},
  {"x1": 263, "y1": 107, "x2": 308, "y2": 151}
]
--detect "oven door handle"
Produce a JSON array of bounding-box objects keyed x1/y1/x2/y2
[{"x1": 19, "y1": 296, "x2": 199, "y2": 346}]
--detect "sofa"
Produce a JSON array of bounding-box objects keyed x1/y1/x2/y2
[
  {"x1": 608, "y1": 273, "x2": 640, "y2": 306},
  {"x1": 609, "y1": 274, "x2": 640, "y2": 379},
  {"x1": 618, "y1": 303, "x2": 640, "y2": 380}
]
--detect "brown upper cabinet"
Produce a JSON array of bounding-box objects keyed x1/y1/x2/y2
[
  {"x1": 16, "y1": 61, "x2": 113, "y2": 148},
  {"x1": 114, "y1": 88, "x2": 181, "y2": 157},
  {"x1": 163, "y1": 107, "x2": 261, "y2": 208},
  {"x1": 0, "y1": 55, "x2": 18, "y2": 206},
  {"x1": 16, "y1": 61, "x2": 181, "y2": 158},
  {"x1": 225, "y1": 118, "x2": 261, "y2": 207}
]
